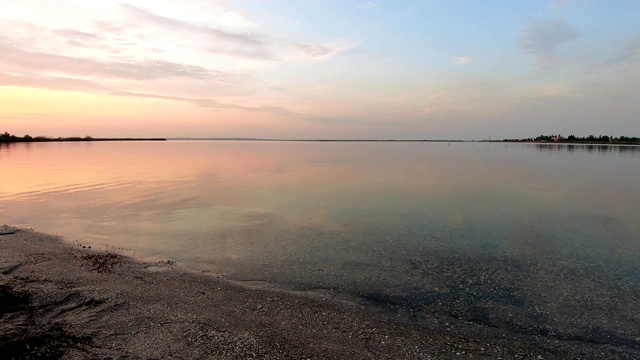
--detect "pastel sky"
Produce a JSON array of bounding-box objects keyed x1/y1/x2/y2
[{"x1": 1, "y1": 0, "x2": 639, "y2": 139}]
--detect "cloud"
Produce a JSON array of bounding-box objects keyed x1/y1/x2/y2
[
  {"x1": 0, "y1": 72, "x2": 110, "y2": 94},
  {"x1": 293, "y1": 43, "x2": 336, "y2": 58},
  {"x1": 0, "y1": 0, "x2": 362, "y2": 131},
  {"x1": 426, "y1": 90, "x2": 445, "y2": 102},
  {"x1": 533, "y1": 83, "x2": 581, "y2": 98},
  {"x1": 119, "y1": 4, "x2": 353, "y2": 62},
  {"x1": 601, "y1": 38, "x2": 640, "y2": 68},
  {"x1": 0, "y1": 38, "x2": 231, "y2": 82},
  {"x1": 119, "y1": 4, "x2": 266, "y2": 47},
  {"x1": 289, "y1": 40, "x2": 356, "y2": 61},
  {"x1": 548, "y1": 0, "x2": 573, "y2": 10},
  {"x1": 518, "y1": 19, "x2": 580, "y2": 65},
  {"x1": 218, "y1": 11, "x2": 260, "y2": 30},
  {"x1": 53, "y1": 29, "x2": 101, "y2": 46},
  {"x1": 418, "y1": 106, "x2": 436, "y2": 115},
  {"x1": 359, "y1": 2, "x2": 382, "y2": 10},
  {"x1": 454, "y1": 56, "x2": 471, "y2": 65},
  {"x1": 0, "y1": 69, "x2": 299, "y2": 119},
  {"x1": 0, "y1": 3, "x2": 355, "y2": 97}
]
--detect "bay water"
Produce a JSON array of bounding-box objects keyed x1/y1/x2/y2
[{"x1": 1, "y1": 141, "x2": 639, "y2": 347}]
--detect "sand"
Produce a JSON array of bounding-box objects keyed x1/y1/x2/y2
[{"x1": 1, "y1": 225, "x2": 637, "y2": 359}]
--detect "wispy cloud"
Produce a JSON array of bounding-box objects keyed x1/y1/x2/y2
[
  {"x1": 454, "y1": 56, "x2": 471, "y2": 65},
  {"x1": 0, "y1": 1, "x2": 356, "y2": 119},
  {"x1": 0, "y1": 37, "x2": 231, "y2": 82},
  {"x1": 53, "y1": 29, "x2": 101, "y2": 45},
  {"x1": 518, "y1": 19, "x2": 580, "y2": 66},
  {"x1": 2, "y1": 3, "x2": 355, "y2": 65},
  {"x1": 358, "y1": 2, "x2": 382, "y2": 10},
  {"x1": 600, "y1": 38, "x2": 640, "y2": 68},
  {"x1": 0, "y1": 69, "x2": 300, "y2": 119},
  {"x1": 118, "y1": 4, "x2": 354, "y2": 63},
  {"x1": 218, "y1": 11, "x2": 260, "y2": 30},
  {"x1": 119, "y1": 4, "x2": 266, "y2": 47},
  {"x1": 288, "y1": 40, "x2": 356, "y2": 61},
  {"x1": 533, "y1": 83, "x2": 581, "y2": 98},
  {"x1": 426, "y1": 90, "x2": 445, "y2": 102},
  {"x1": 0, "y1": 72, "x2": 110, "y2": 93},
  {"x1": 548, "y1": 0, "x2": 573, "y2": 10}
]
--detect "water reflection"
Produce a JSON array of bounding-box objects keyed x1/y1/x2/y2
[{"x1": 529, "y1": 143, "x2": 640, "y2": 153}]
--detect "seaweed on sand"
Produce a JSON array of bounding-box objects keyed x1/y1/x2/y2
[{"x1": 74, "y1": 252, "x2": 122, "y2": 274}]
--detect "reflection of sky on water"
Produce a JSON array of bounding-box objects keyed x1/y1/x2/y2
[{"x1": 1, "y1": 141, "x2": 640, "y2": 346}]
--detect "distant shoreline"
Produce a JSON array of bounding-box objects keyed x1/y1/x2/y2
[
  {"x1": 2, "y1": 136, "x2": 638, "y2": 146},
  {"x1": 168, "y1": 138, "x2": 463, "y2": 142},
  {"x1": 168, "y1": 138, "x2": 640, "y2": 145},
  {"x1": 0, "y1": 137, "x2": 167, "y2": 144}
]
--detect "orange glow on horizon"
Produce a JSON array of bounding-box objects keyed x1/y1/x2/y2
[
  {"x1": 0, "y1": 87, "x2": 177, "y2": 116},
  {"x1": 0, "y1": 86, "x2": 310, "y2": 138}
]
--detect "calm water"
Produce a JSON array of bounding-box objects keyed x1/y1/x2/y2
[{"x1": 2, "y1": 141, "x2": 639, "y2": 346}]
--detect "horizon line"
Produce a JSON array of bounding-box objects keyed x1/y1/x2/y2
[{"x1": 167, "y1": 138, "x2": 468, "y2": 142}]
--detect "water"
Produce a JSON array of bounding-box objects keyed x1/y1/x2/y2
[{"x1": 1, "y1": 141, "x2": 639, "y2": 347}]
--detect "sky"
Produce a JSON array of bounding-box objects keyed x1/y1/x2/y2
[{"x1": 1, "y1": 0, "x2": 639, "y2": 140}]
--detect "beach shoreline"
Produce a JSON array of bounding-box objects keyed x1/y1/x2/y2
[{"x1": 1, "y1": 225, "x2": 637, "y2": 359}]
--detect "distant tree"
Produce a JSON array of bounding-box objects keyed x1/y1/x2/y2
[{"x1": 1, "y1": 132, "x2": 18, "y2": 142}]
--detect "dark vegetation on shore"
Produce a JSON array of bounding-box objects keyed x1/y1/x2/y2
[
  {"x1": 0, "y1": 132, "x2": 166, "y2": 143},
  {"x1": 503, "y1": 134, "x2": 640, "y2": 145}
]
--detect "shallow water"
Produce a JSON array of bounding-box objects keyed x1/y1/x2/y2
[{"x1": 2, "y1": 141, "x2": 639, "y2": 347}]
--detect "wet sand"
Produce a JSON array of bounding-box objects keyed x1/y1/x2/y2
[{"x1": 1, "y1": 225, "x2": 638, "y2": 359}]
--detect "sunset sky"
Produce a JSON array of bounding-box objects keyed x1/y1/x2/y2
[{"x1": 1, "y1": 0, "x2": 639, "y2": 139}]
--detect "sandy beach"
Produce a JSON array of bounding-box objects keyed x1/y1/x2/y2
[{"x1": 1, "y1": 225, "x2": 637, "y2": 359}]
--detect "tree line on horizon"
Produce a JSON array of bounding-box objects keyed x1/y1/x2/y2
[
  {"x1": 0, "y1": 132, "x2": 94, "y2": 143},
  {"x1": 502, "y1": 134, "x2": 639, "y2": 145},
  {"x1": 0, "y1": 132, "x2": 166, "y2": 143}
]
